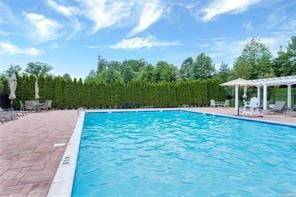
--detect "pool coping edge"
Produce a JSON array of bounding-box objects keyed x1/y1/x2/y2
[{"x1": 47, "y1": 111, "x2": 85, "y2": 197}]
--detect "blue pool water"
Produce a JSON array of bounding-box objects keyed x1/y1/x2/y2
[{"x1": 72, "y1": 110, "x2": 296, "y2": 196}]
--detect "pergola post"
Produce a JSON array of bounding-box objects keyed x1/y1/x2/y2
[
  {"x1": 287, "y1": 84, "x2": 292, "y2": 109},
  {"x1": 257, "y1": 86, "x2": 261, "y2": 106},
  {"x1": 263, "y1": 84, "x2": 268, "y2": 111},
  {"x1": 235, "y1": 85, "x2": 239, "y2": 111}
]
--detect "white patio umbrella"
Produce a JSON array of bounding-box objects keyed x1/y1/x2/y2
[
  {"x1": 9, "y1": 73, "x2": 17, "y2": 109},
  {"x1": 220, "y1": 78, "x2": 255, "y2": 87},
  {"x1": 220, "y1": 78, "x2": 255, "y2": 116},
  {"x1": 35, "y1": 76, "x2": 39, "y2": 100}
]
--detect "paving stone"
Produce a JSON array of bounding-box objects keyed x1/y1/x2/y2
[{"x1": 0, "y1": 110, "x2": 77, "y2": 196}]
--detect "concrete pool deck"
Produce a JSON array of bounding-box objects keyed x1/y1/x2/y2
[{"x1": 0, "y1": 108, "x2": 295, "y2": 196}]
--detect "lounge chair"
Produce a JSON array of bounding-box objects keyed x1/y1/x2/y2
[
  {"x1": 0, "y1": 108, "x2": 20, "y2": 119},
  {"x1": 243, "y1": 97, "x2": 261, "y2": 116},
  {"x1": 284, "y1": 106, "x2": 296, "y2": 117},
  {"x1": 0, "y1": 107, "x2": 27, "y2": 116},
  {"x1": 266, "y1": 101, "x2": 286, "y2": 114},
  {"x1": 285, "y1": 111, "x2": 296, "y2": 117},
  {"x1": 0, "y1": 112, "x2": 17, "y2": 121}
]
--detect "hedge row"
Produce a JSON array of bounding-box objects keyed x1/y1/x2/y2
[{"x1": 14, "y1": 75, "x2": 225, "y2": 109}]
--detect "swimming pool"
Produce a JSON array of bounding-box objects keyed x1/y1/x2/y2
[{"x1": 71, "y1": 110, "x2": 296, "y2": 196}]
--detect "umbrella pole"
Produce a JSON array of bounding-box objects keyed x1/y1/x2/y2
[
  {"x1": 10, "y1": 100, "x2": 13, "y2": 111},
  {"x1": 237, "y1": 100, "x2": 240, "y2": 116}
]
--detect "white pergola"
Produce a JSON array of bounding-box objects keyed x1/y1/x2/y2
[{"x1": 221, "y1": 75, "x2": 296, "y2": 111}]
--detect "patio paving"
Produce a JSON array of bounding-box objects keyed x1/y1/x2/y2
[
  {"x1": 0, "y1": 110, "x2": 77, "y2": 197},
  {"x1": 0, "y1": 107, "x2": 295, "y2": 197}
]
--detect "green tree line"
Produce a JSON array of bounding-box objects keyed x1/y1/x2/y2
[
  {"x1": 1, "y1": 36, "x2": 295, "y2": 108},
  {"x1": 13, "y1": 75, "x2": 224, "y2": 109}
]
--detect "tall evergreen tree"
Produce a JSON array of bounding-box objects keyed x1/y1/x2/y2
[
  {"x1": 179, "y1": 57, "x2": 193, "y2": 80},
  {"x1": 122, "y1": 65, "x2": 135, "y2": 83},
  {"x1": 217, "y1": 62, "x2": 230, "y2": 82},
  {"x1": 98, "y1": 68, "x2": 123, "y2": 83},
  {"x1": 4, "y1": 64, "x2": 22, "y2": 77},
  {"x1": 155, "y1": 61, "x2": 177, "y2": 82},
  {"x1": 137, "y1": 64, "x2": 156, "y2": 83},
  {"x1": 190, "y1": 53, "x2": 215, "y2": 79},
  {"x1": 25, "y1": 62, "x2": 53, "y2": 76},
  {"x1": 283, "y1": 36, "x2": 296, "y2": 76},
  {"x1": 233, "y1": 38, "x2": 273, "y2": 79},
  {"x1": 97, "y1": 55, "x2": 108, "y2": 74}
]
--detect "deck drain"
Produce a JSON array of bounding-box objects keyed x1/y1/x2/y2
[{"x1": 53, "y1": 143, "x2": 66, "y2": 147}]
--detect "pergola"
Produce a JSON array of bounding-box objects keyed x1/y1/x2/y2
[{"x1": 221, "y1": 75, "x2": 296, "y2": 111}]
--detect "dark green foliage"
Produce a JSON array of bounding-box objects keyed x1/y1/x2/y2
[
  {"x1": 4, "y1": 64, "x2": 22, "y2": 77},
  {"x1": 26, "y1": 62, "x2": 53, "y2": 76},
  {"x1": 216, "y1": 62, "x2": 230, "y2": 82},
  {"x1": 190, "y1": 53, "x2": 215, "y2": 79},
  {"x1": 14, "y1": 76, "x2": 224, "y2": 109},
  {"x1": 232, "y1": 38, "x2": 273, "y2": 79},
  {"x1": 137, "y1": 64, "x2": 156, "y2": 82},
  {"x1": 97, "y1": 56, "x2": 108, "y2": 74},
  {"x1": 155, "y1": 61, "x2": 178, "y2": 82},
  {"x1": 179, "y1": 57, "x2": 193, "y2": 80},
  {"x1": 273, "y1": 36, "x2": 296, "y2": 77}
]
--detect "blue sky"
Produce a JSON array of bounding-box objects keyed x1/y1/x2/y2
[{"x1": 0, "y1": 0, "x2": 295, "y2": 78}]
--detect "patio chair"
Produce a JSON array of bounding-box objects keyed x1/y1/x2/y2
[
  {"x1": 223, "y1": 100, "x2": 230, "y2": 107},
  {"x1": 266, "y1": 101, "x2": 286, "y2": 114},
  {"x1": 25, "y1": 101, "x2": 35, "y2": 111},
  {"x1": 210, "y1": 100, "x2": 218, "y2": 107},
  {"x1": 243, "y1": 97, "x2": 261, "y2": 116},
  {"x1": 41, "y1": 100, "x2": 52, "y2": 111}
]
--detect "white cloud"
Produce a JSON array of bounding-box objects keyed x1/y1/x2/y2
[
  {"x1": 201, "y1": 0, "x2": 262, "y2": 22},
  {"x1": 111, "y1": 36, "x2": 180, "y2": 50},
  {"x1": 46, "y1": 0, "x2": 79, "y2": 17},
  {"x1": 46, "y1": 0, "x2": 82, "y2": 34},
  {"x1": 78, "y1": 0, "x2": 133, "y2": 34},
  {"x1": 24, "y1": 12, "x2": 62, "y2": 42},
  {"x1": 243, "y1": 21, "x2": 253, "y2": 30},
  {"x1": 128, "y1": 0, "x2": 163, "y2": 37},
  {"x1": 0, "y1": 1, "x2": 16, "y2": 23},
  {"x1": 0, "y1": 41, "x2": 43, "y2": 57},
  {"x1": 77, "y1": 0, "x2": 164, "y2": 35}
]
